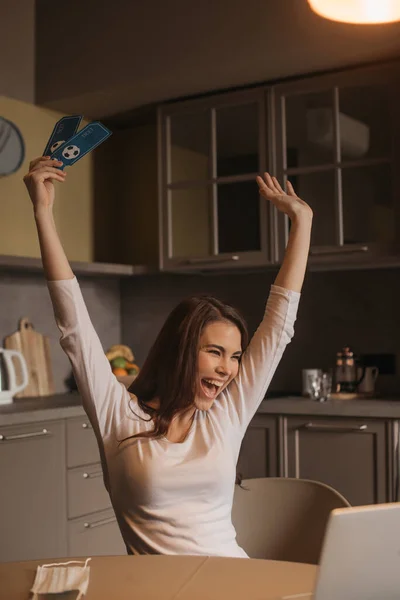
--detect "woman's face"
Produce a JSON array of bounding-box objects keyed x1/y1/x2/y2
[{"x1": 195, "y1": 320, "x2": 242, "y2": 411}]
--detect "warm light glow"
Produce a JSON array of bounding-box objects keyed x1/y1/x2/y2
[{"x1": 308, "y1": 0, "x2": 400, "y2": 24}]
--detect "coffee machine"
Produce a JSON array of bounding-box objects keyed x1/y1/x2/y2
[{"x1": 334, "y1": 346, "x2": 365, "y2": 394}]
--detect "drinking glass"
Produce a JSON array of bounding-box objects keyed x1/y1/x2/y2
[{"x1": 307, "y1": 371, "x2": 332, "y2": 402}]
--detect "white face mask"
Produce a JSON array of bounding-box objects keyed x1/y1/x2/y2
[{"x1": 30, "y1": 558, "x2": 91, "y2": 600}]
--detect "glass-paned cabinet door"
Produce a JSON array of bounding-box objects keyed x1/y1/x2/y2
[
  {"x1": 341, "y1": 163, "x2": 394, "y2": 246},
  {"x1": 169, "y1": 185, "x2": 212, "y2": 258},
  {"x1": 287, "y1": 170, "x2": 337, "y2": 248},
  {"x1": 169, "y1": 110, "x2": 210, "y2": 183},
  {"x1": 160, "y1": 90, "x2": 272, "y2": 269},
  {"x1": 337, "y1": 83, "x2": 396, "y2": 249},
  {"x1": 217, "y1": 181, "x2": 262, "y2": 253},
  {"x1": 338, "y1": 84, "x2": 391, "y2": 162},
  {"x1": 338, "y1": 81, "x2": 398, "y2": 254},
  {"x1": 278, "y1": 87, "x2": 339, "y2": 253},
  {"x1": 276, "y1": 65, "x2": 399, "y2": 259},
  {"x1": 216, "y1": 103, "x2": 259, "y2": 177},
  {"x1": 285, "y1": 91, "x2": 335, "y2": 169}
]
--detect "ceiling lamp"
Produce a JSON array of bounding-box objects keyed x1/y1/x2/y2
[{"x1": 308, "y1": 0, "x2": 400, "y2": 24}]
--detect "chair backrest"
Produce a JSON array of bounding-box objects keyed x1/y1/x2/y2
[{"x1": 231, "y1": 477, "x2": 350, "y2": 564}]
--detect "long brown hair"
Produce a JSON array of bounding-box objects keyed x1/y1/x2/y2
[{"x1": 126, "y1": 295, "x2": 248, "y2": 440}]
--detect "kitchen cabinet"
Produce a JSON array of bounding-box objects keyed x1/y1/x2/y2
[
  {"x1": 273, "y1": 62, "x2": 400, "y2": 266},
  {"x1": 0, "y1": 415, "x2": 125, "y2": 562},
  {"x1": 237, "y1": 415, "x2": 279, "y2": 480},
  {"x1": 96, "y1": 60, "x2": 400, "y2": 271},
  {"x1": 68, "y1": 508, "x2": 125, "y2": 557},
  {"x1": 65, "y1": 416, "x2": 125, "y2": 557},
  {"x1": 158, "y1": 88, "x2": 274, "y2": 271},
  {"x1": 97, "y1": 89, "x2": 276, "y2": 271},
  {"x1": 239, "y1": 412, "x2": 399, "y2": 507},
  {"x1": 0, "y1": 420, "x2": 67, "y2": 562},
  {"x1": 284, "y1": 416, "x2": 392, "y2": 506}
]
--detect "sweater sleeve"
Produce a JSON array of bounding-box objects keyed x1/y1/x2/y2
[
  {"x1": 216, "y1": 284, "x2": 300, "y2": 435},
  {"x1": 47, "y1": 277, "x2": 129, "y2": 438}
]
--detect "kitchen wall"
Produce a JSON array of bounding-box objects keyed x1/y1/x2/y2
[
  {"x1": 1, "y1": 263, "x2": 398, "y2": 397},
  {"x1": 0, "y1": 96, "x2": 94, "y2": 261},
  {"x1": 121, "y1": 266, "x2": 400, "y2": 396},
  {"x1": 0, "y1": 90, "x2": 111, "y2": 394},
  {"x1": 0, "y1": 0, "x2": 35, "y2": 103},
  {"x1": 0, "y1": 1, "x2": 113, "y2": 396},
  {"x1": 0, "y1": 272, "x2": 121, "y2": 394}
]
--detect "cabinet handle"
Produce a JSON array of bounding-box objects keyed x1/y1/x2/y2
[
  {"x1": 396, "y1": 428, "x2": 400, "y2": 502},
  {"x1": 301, "y1": 422, "x2": 368, "y2": 433},
  {"x1": 309, "y1": 245, "x2": 368, "y2": 256},
  {"x1": 179, "y1": 255, "x2": 239, "y2": 265},
  {"x1": 82, "y1": 470, "x2": 103, "y2": 479},
  {"x1": 84, "y1": 516, "x2": 116, "y2": 529},
  {"x1": 81, "y1": 423, "x2": 92, "y2": 429},
  {"x1": 0, "y1": 428, "x2": 50, "y2": 441}
]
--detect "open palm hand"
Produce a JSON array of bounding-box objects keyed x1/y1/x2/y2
[{"x1": 256, "y1": 173, "x2": 312, "y2": 220}]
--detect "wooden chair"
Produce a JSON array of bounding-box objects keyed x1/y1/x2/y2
[{"x1": 232, "y1": 477, "x2": 350, "y2": 564}]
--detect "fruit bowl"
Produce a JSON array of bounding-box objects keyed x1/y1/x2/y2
[{"x1": 105, "y1": 344, "x2": 139, "y2": 389}]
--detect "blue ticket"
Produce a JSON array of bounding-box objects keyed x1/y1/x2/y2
[
  {"x1": 43, "y1": 115, "x2": 82, "y2": 157},
  {"x1": 49, "y1": 122, "x2": 112, "y2": 169}
]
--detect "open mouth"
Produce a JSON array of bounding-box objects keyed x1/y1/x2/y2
[{"x1": 200, "y1": 378, "x2": 224, "y2": 399}]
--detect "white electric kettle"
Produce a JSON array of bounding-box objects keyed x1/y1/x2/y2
[{"x1": 0, "y1": 348, "x2": 29, "y2": 404}]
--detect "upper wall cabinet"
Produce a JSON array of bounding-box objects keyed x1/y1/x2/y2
[
  {"x1": 97, "y1": 60, "x2": 400, "y2": 272},
  {"x1": 158, "y1": 89, "x2": 276, "y2": 271},
  {"x1": 273, "y1": 62, "x2": 400, "y2": 266}
]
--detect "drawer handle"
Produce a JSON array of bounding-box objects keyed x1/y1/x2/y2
[
  {"x1": 84, "y1": 516, "x2": 116, "y2": 529},
  {"x1": 0, "y1": 428, "x2": 50, "y2": 442},
  {"x1": 396, "y1": 429, "x2": 400, "y2": 502},
  {"x1": 81, "y1": 423, "x2": 92, "y2": 429},
  {"x1": 302, "y1": 422, "x2": 367, "y2": 433},
  {"x1": 82, "y1": 471, "x2": 103, "y2": 479},
  {"x1": 309, "y1": 245, "x2": 369, "y2": 256},
  {"x1": 179, "y1": 255, "x2": 239, "y2": 265}
]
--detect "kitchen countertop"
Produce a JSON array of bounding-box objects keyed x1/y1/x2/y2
[
  {"x1": 259, "y1": 395, "x2": 400, "y2": 419},
  {"x1": 2, "y1": 392, "x2": 400, "y2": 427},
  {"x1": 0, "y1": 393, "x2": 85, "y2": 426}
]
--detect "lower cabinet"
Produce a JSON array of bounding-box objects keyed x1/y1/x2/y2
[
  {"x1": 67, "y1": 462, "x2": 111, "y2": 520},
  {"x1": 68, "y1": 509, "x2": 126, "y2": 556},
  {"x1": 65, "y1": 416, "x2": 126, "y2": 557},
  {"x1": 284, "y1": 416, "x2": 393, "y2": 506},
  {"x1": 238, "y1": 414, "x2": 399, "y2": 507},
  {"x1": 237, "y1": 415, "x2": 279, "y2": 479},
  {"x1": 2, "y1": 409, "x2": 398, "y2": 561},
  {"x1": 0, "y1": 415, "x2": 125, "y2": 562},
  {"x1": 0, "y1": 420, "x2": 67, "y2": 562}
]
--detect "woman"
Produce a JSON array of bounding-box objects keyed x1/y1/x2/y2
[{"x1": 24, "y1": 156, "x2": 312, "y2": 558}]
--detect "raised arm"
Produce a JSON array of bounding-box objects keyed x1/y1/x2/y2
[
  {"x1": 23, "y1": 157, "x2": 127, "y2": 436},
  {"x1": 23, "y1": 157, "x2": 74, "y2": 281},
  {"x1": 257, "y1": 173, "x2": 313, "y2": 293},
  {"x1": 221, "y1": 174, "x2": 312, "y2": 433}
]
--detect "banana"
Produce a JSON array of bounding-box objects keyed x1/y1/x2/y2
[{"x1": 105, "y1": 344, "x2": 135, "y2": 363}]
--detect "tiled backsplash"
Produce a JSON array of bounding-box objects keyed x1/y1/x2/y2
[
  {"x1": 121, "y1": 267, "x2": 400, "y2": 396},
  {"x1": 1, "y1": 267, "x2": 399, "y2": 395},
  {"x1": 0, "y1": 273, "x2": 121, "y2": 394}
]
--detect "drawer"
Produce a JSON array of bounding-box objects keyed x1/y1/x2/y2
[
  {"x1": 0, "y1": 420, "x2": 67, "y2": 562},
  {"x1": 67, "y1": 417, "x2": 100, "y2": 468},
  {"x1": 67, "y1": 462, "x2": 111, "y2": 519},
  {"x1": 68, "y1": 508, "x2": 126, "y2": 556}
]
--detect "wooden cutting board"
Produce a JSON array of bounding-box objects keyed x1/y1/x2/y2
[{"x1": 4, "y1": 317, "x2": 55, "y2": 397}]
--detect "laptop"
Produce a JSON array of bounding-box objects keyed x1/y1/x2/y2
[{"x1": 281, "y1": 502, "x2": 400, "y2": 600}]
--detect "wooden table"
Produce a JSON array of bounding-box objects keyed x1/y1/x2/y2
[{"x1": 0, "y1": 555, "x2": 317, "y2": 600}]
